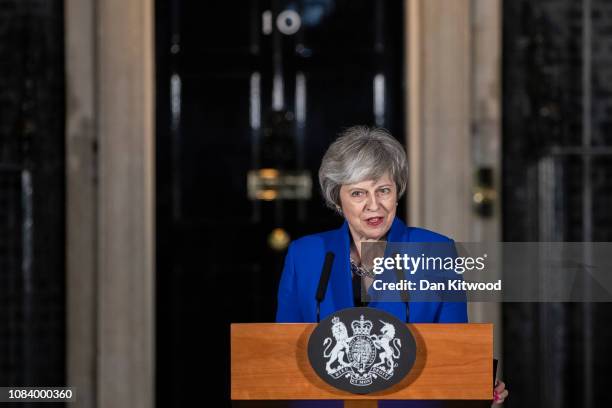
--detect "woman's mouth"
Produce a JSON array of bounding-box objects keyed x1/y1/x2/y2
[{"x1": 365, "y1": 217, "x2": 384, "y2": 227}]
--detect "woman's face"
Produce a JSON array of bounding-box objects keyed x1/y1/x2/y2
[{"x1": 338, "y1": 172, "x2": 397, "y2": 242}]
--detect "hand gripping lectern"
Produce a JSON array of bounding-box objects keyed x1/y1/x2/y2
[{"x1": 231, "y1": 323, "x2": 493, "y2": 407}]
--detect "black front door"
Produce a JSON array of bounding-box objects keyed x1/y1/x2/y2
[{"x1": 155, "y1": 1, "x2": 404, "y2": 404}]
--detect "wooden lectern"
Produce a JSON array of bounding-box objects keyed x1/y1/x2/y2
[{"x1": 231, "y1": 323, "x2": 493, "y2": 407}]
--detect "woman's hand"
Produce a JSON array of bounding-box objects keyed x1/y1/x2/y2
[{"x1": 493, "y1": 380, "x2": 508, "y2": 405}]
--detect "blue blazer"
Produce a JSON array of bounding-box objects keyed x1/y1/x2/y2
[{"x1": 276, "y1": 217, "x2": 468, "y2": 323}]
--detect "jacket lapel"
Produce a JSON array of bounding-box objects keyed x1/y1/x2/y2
[{"x1": 322, "y1": 221, "x2": 353, "y2": 313}]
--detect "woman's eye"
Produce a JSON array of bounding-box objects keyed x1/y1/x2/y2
[
  {"x1": 351, "y1": 191, "x2": 364, "y2": 197},
  {"x1": 379, "y1": 188, "x2": 391, "y2": 194}
]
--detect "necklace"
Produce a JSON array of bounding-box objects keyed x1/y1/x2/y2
[
  {"x1": 349, "y1": 233, "x2": 387, "y2": 279},
  {"x1": 350, "y1": 257, "x2": 376, "y2": 278}
]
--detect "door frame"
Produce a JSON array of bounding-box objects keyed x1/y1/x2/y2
[
  {"x1": 65, "y1": 0, "x2": 155, "y2": 407},
  {"x1": 405, "y1": 0, "x2": 503, "y2": 372}
]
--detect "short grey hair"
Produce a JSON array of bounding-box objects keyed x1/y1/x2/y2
[{"x1": 318, "y1": 126, "x2": 408, "y2": 212}]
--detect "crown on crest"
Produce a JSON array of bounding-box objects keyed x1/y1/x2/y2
[{"x1": 351, "y1": 315, "x2": 373, "y2": 335}]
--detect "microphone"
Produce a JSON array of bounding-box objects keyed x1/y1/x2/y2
[{"x1": 315, "y1": 252, "x2": 335, "y2": 322}]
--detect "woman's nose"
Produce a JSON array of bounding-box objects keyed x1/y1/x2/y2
[{"x1": 366, "y1": 194, "x2": 380, "y2": 211}]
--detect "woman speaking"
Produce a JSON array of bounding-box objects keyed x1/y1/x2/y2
[{"x1": 275, "y1": 126, "x2": 507, "y2": 405}]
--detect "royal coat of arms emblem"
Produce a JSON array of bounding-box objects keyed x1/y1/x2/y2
[
  {"x1": 323, "y1": 315, "x2": 402, "y2": 386},
  {"x1": 308, "y1": 307, "x2": 416, "y2": 394}
]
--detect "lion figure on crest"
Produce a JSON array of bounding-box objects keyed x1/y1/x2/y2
[{"x1": 323, "y1": 317, "x2": 351, "y2": 374}]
